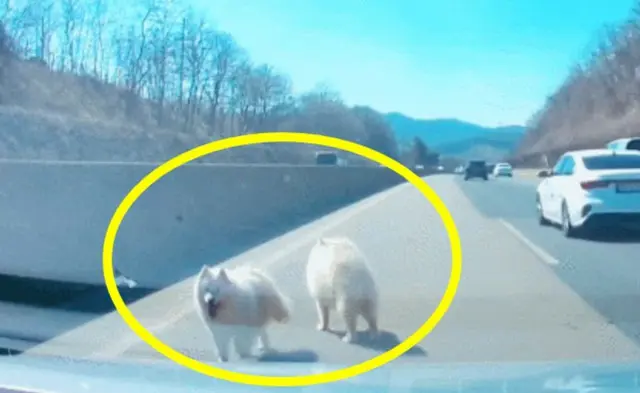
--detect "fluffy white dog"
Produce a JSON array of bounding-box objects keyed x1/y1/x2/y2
[
  {"x1": 194, "y1": 265, "x2": 291, "y2": 361},
  {"x1": 306, "y1": 237, "x2": 379, "y2": 343}
]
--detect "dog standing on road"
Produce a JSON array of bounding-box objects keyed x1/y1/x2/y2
[
  {"x1": 194, "y1": 265, "x2": 291, "y2": 362},
  {"x1": 306, "y1": 237, "x2": 379, "y2": 343}
]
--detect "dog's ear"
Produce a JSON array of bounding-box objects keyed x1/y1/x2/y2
[{"x1": 217, "y1": 268, "x2": 230, "y2": 282}]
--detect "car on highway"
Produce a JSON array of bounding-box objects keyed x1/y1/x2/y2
[
  {"x1": 536, "y1": 149, "x2": 640, "y2": 237},
  {"x1": 606, "y1": 137, "x2": 640, "y2": 151},
  {"x1": 492, "y1": 162, "x2": 513, "y2": 177},
  {"x1": 464, "y1": 160, "x2": 489, "y2": 181},
  {"x1": 315, "y1": 151, "x2": 338, "y2": 165}
]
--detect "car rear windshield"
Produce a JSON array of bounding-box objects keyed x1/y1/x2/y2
[
  {"x1": 627, "y1": 139, "x2": 640, "y2": 151},
  {"x1": 316, "y1": 153, "x2": 338, "y2": 165},
  {"x1": 469, "y1": 161, "x2": 485, "y2": 167},
  {"x1": 582, "y1": 154, "x2": 640, "y2": 170}
]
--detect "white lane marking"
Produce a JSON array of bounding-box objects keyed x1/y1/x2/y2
[
  {"x1": 91, "y1": 181, "x2": 412, "y2": 357},
  {"x1": 498, "y1": 218, "x2": 560, "y2": 266}
]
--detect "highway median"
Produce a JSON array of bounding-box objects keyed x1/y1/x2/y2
[{"x1": 0, "y1": 161, "x2": 417, "y2": 297}]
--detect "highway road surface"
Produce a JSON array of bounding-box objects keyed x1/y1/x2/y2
[{"x1": 19, "y1": 174, "x2": 640, "y2": 368}]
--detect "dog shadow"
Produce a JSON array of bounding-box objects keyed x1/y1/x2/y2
[
  {"x1": 328, "y1": 329, "x2": 428, "y2": 357},
  {"x1": 257, "y1": 349, "x2": 319, "y2": 363}
]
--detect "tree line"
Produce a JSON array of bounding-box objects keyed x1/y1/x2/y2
[
  {"x1": 519, "y1": 1, "x2": 640, "y2": 163},
  {"x1": 0, "y1": 0, "x2": 412, "y2": 163}
]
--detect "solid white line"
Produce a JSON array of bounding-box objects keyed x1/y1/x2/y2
[{"x1": 498, "y1": 218, "x2": 560, "y2": 266}]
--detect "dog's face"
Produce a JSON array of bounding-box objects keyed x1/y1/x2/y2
[{"x1": 200, "y1": 266, "x2": 233, "y2": 319}]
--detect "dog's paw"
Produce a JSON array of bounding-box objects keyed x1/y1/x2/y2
[
  {"x1": 257, "y1": 342, "x2": 271, "y2": 353},
  {"x1": 217, "y1": 356, "x2": 228, "y2": 362},
  {"x1": 316, "y1": 323, "x2": 328, "y2": 331},
  {"x1": 342, "y1": 334, "x2": 355, "y2": 344},
  {"x1": 258, "y1": 347, "x2": 274, "y2": 356}
]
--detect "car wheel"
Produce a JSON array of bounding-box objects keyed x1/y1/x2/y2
[
  {"x1": 561, "y1": 202, "x2": 578, "y2": 238},
  {"x1": 483, "y1": 175, "x2": 488, "y2": 180},
  {"x1": 536, "y1": 195, "x2": 550, "y2": 226}
]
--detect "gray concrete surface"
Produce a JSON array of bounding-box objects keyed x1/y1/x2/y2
[
  {"x1": 25, "y1": 176, "x2": 640, "y2": 367},
  {"x1": 0, "y1": 161, "x2": 402, "y2": 286},
  {"x1": 457, "y1": 175, "x2": 640, "y2": 346}
]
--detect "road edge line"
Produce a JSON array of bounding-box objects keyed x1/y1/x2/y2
[{"x1": 498, "y1": 219, "x2": 560, "y2": 266}]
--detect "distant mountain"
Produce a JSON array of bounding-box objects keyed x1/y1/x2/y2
[{"x1": 384, "y1": 112, "x2": 527, "y2": 161}]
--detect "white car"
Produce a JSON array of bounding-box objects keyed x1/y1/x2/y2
[
  {"x1": 536, "y1": 149, "x2": 640, "y2": 237},
  {"x1": 493, "y1": 162, "x2": 513, "y2": 177},
  {"x1": 606, "y1": 137, "x2": 640, "y2": 151}
]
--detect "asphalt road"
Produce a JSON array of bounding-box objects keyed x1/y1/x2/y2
[
  {"x1": 23, "y1": 175, "x2": 640, "y2": 368},
  {"x1": 458, "y1": 174, "x2": 640, "y2": 346}
]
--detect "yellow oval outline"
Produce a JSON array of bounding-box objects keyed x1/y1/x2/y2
[{"x1": 102, "y1": 132, "x2": 462, "y2": 387}]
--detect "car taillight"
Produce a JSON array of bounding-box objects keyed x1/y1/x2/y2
[{"x1": 580, "y1": 180, "x2": 610, "y2": 190}]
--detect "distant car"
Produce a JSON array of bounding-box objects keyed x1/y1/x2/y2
[
  {"x1": 315, "y1": 151, "x2": 338, "y2": 165},
  {"x1": 536, "y1": 149, "x2": 640, "y2": 237},
  {"x1": 606, "y1": 137, "x2": 640, "y2": 152},
  {"x1": 464, "y1": 160, "x2": 488, "y2": 181},
  {"x1": 493, "y1": 162, "x2": 513, "y2": 177}
]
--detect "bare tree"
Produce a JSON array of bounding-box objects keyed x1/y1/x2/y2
[
  {"x1": 60, "y1": 0, "x2": 85, "y2": 72},
  {"x1": 204, "y1": 31, "x2": 242, "y2": 134},
  {"x1": 88, "y1": 0, "x2": 109, "y2": 79},
  {"x1": 0, "y1": 0, "x2": 404, "y2": 164}
]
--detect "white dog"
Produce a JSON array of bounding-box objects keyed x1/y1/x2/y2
[
  {"x1": 306, "y1": 237, "x2": 379, "y2": 343},
  {"x1": 193, "y1": 265, "x2": 291, "y2": 361}
]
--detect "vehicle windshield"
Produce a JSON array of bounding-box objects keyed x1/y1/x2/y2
[
  {"x1": 315, "y1": 153, "x2": 338, "y2": 165},
  {"x1": 628, "y1": 139, "x2": 640, "y2": 151},
  {"x1": 583, "y1": 154, "x2": 640, "y2": 170},
  {"x1": 3, "y1": 0, "x2": 640, "y2": 390}
]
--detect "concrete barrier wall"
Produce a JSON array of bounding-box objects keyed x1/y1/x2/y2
[{"x1": 0, "y1": 162, "x2": 403, "y2": 287}]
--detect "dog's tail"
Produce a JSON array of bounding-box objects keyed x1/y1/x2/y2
[
  {"x1": 255, "y1": 270, "x2": 292, "y2": 323},
  {"x1": 269, "y1": 291, "x2": 292, "y2": 324}
]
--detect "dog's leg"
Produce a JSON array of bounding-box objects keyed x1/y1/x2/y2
[
  {"x1": 258, "y1": 329, "x2": 271, "y2": 353},
  {"x1": 211, "y1": 325, "x2": 231, "y2": 362},
  {"x1": 361, "y1": 299, "x2": 379, "y2": 339},
  {"x1": 337, "y1": 298, "x2": 357, "y2": 343},
  {"x1": 315, "y1": 301, "x2": 330, "y2": 331},
  {"x1": 234, "y1": 328, "x2": 256, "y2": 359}
]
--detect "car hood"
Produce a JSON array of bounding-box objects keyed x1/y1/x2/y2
[{"x1": 1, "y1": 355, "x2": 640, "y2": 393}]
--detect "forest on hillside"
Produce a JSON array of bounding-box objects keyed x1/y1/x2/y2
[
  {"x1": 0, "y1": 0, "x2": 422, "y2": 164},
  {"x1": 516, "y1": 1, "x2": 640, "y2": 165}
]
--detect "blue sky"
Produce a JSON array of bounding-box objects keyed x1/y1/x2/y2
[{"x1": 194, "y1": 0, "x2": 635, "y2": 127}]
